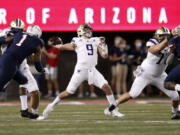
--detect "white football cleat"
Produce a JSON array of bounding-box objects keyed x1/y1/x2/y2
[
  {"x1": 36, "y1": 115, "x2": 45, "y2": 121},
  {"x1": 42, "y1": 103, "x2": 54, "y2": 119},
  {"x1": 104, "y1": 107, "x2": 111, "y2": 116},
  {"x1": 112, "y1": 108, "x2": 124, "y2": 118}
]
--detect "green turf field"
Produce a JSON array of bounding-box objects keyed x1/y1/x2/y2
[{"x1": 0, "y1": 104, "x2": 180, "y2": 135}]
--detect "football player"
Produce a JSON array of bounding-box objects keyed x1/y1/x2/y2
[
  {"x1": 0, "y1": 20, "x2": 45, "y2": 119},
  {"x1": 164, "y1": 25, "x2": 180, "y2": 119},
  {"x1": 37, "y1": 24, "x2": 123, "y2": 120},
  {"x1": 104, "y1": 27, "x2": 180, "y2": 119},
  {"x1": 0, "y1": 22, "x2": 42, "y2": 119},
  {"x1": 11, "y1": 19, "x2": 41, "y2": 118}
]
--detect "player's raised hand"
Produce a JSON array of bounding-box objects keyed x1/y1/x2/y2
[{"x1": 99, "y1": 36, "x2": 105, "y2": 43}]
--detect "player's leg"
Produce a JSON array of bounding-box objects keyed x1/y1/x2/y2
[
  {"x1": 12, "y1": 69, "x2": 36, "y2": 118},
  {"x1": 38, "y1": 68, "x2": 87, "y2": 120},
  {"x1": 164, "y1": 65, "x2": 180, "y2": 119},
  {"x1": 13, "y1": 69, "x2": 29, "y2": 115},
  {"x1": 106, "y1": 72, "x2": 150, "y2": 117},
  {"x1": 164, "y1": 65, "x2": 180, "y2": 92},
  {"x1": 92, "y1": 68, "x2": 123, "y2": 117},
  {"x1": 117, "y1": 75, "x2": 149, "y2": 104},
  {"x1": 154, "y1": 73, "x2": 180, "y2": 119},
  {"x1": 30, "y1": 90, "x2": 40, "y2": 114},
  {"x1": 19, "y1": 69, "x2": 40, "y2": 119},
  {"x1": 19, "y1": 87, "x2": 28, "y2": 117}
]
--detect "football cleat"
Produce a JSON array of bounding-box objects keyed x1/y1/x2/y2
[
  {"x1": 36, "y1": 115, "x2": 46, "y2": 121},
  {"x1": 42, "y1": 103, "x2": 54, "y2": 119},
  {"x1": 104, "y1": 107, "x2": 124, "y2": 118},
  {"x1": 104, "y1": 107, "x2": 111, "y2": 116},
  {"x1": 171, "y1": 111, "x2": 180, "y2": 120},
  {"x1": 112, "y1": 108, "x2": 124, "y2": 118},
  {"x1": 20, "y1": 109, "x2": 39, "y2": 119}
]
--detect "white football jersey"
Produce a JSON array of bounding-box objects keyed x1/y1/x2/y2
[
  {"x1": 141, "y1": 38, "x2": 170, "y2": 76},
  {"x1": 71, "y1": 37, "x2": 101, "y2": 68}
]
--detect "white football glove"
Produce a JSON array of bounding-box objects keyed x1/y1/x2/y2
[
  {"x1": 99, "y1": 43, "x2": 108, "y2": 56},
  {"x1": 44, "y1": 67, "x2": 50, "y2": 75}
]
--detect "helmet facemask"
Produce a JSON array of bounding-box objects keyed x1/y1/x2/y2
[{"x1": 77, "y1": 24, "x2": 93, "y2": 38}]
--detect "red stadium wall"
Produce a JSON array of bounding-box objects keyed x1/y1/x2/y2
[{"x1": 0, "y1": 0, "x2": 179, "y2": 31}]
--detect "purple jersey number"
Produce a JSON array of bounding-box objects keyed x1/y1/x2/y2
[{"x1": 86, "y1": 44, "x2": 93, "y2": 55}]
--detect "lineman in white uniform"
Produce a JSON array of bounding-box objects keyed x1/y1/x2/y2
[
  {"x1": 105, "y1": 27, "x2": 180, "y2": 119},
  {"x1": 37, "y1": 24, "x2": 123, "y2": 120}
]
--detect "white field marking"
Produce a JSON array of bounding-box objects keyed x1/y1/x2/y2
[
  {"x1": 144, "y1": 120, "x2": 180, "y2": 124},
  {"x1": 59, "y1": 101, "x2": 85, "y2": 105},
  {"x1": 52, "y1": 111, "x2": 102, "y2": 114},
  {"x1": 136, "y1": 101, "x2": 170, "y2": 104},
  {"x1": 96, "y1": 120, "x2": 180, "y2": 124},
  {"x1": 0, "y1": 101, "x2": 85, "y2": 106}
]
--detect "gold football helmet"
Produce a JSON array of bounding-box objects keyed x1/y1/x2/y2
[
  {"x1": 77, "y1": 24, "x2": 93, "y2": 38},
  {"x1": 10, "y1": 18, "x2": 25, "y2": 30}
]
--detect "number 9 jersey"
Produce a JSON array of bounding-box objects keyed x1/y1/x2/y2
[
  {"x1": 71, "y1": 37, "x2": 100, "y2": 68},
  {"x1": 140, "y1": 38, "x2": 170, "y2": 76}
]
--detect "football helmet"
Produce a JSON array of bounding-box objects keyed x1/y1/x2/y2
[
  {"x1": 10, "y1": 18, "x2": 25, "y2": 30},
  {"x1": 154, "y1": 27, "x2": 170, "y2": 41},
  {"x1": 172, "y1": 25, "x2": 180, "y2": 36},
  {"x1": 77, "y1": 24, "x2": 93, "y2": 38},
  {"x1": 26, "y1": 25, "x2": 42, "y2": 38}
]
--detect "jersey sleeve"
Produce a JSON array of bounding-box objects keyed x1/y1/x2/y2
[
  {"x1": 146, "y1": 39, "x2": 157, "y2": 47},
  {"x1": 0, "y1": 36, "x2": 6, "y2": 45},
  {"x1": 71, "y1": 38, "x2": 77, "y2": 45},
  {"x1": 169, "y1": 36, "x2": 179, "y2": 45},
  {"x1": 40, "y1": 38, "x2": 45, "y2": 47}
]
